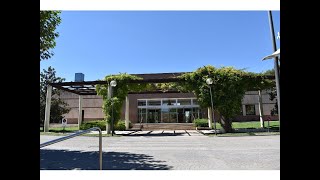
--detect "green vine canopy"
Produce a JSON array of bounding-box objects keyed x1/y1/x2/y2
[{"x1": 96, "y1": 66, "x2": 274, "y2": 132}]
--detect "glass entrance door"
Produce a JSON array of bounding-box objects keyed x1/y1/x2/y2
[
  {"x1": 184, "y1": 108, "x2": 192, "y2": 123},
  {"x1": 147, "y1": 109, "x2": 161, "y2": 123},
  {"x1": 178, "y1": 109, "x2": 184, "y2": 123}
]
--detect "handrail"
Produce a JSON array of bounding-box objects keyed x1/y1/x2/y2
[{"x1": 40, "y1": 127, "x2": 103, "y2": 170}]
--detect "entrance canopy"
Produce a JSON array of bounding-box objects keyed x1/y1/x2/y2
[
  {"x1": 49, "y1": 72, "x2": 185, "y2": 95},
  {"x1": 49, "y1": 72, "x2": 275, "y2": 95}
]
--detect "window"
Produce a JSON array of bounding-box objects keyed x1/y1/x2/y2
[
  {"x1": 245, "y1": 105, "x2": 256, "y2": 115},
  {"x1": 138, "y1": 100, "x2": 146, "y2": 106},
  {"x1": 147, "y1": 100, "x2": 161, "y2": 106},
  {"x1": 192, "y1": 99, "x2": 198, "y2": 105},
  {"x1": 177, "y1": 99, "x2": 191, "y2": 105},
  {"x1": 163, "y1": 99, "x2": 174, "y2": 106}
]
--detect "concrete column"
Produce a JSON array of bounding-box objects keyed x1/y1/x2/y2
[
  {"x1": 78, "y1": 95, "x2": 83, "y2": 129},
  {"x1": 242, "y1": 105, "x2": 246, "y2": 116},
  {"x1": 106, "y1": 85, "x2": 111, "y2": 134},
  {"x1": 44, "y1": 85, "x2": 52, "y2": 132},
  {"x1": 258, "y1": 90, "x2": 265, "y2": 128},
  {"x1": 207, "y1": 107, "x2": 213, "y2": 128},
  {"x1": 125, "y1": 96, "x2": 130, "y2": 130}
]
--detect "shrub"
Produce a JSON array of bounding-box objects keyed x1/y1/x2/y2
[
  {"x1": 80, "y1": 120, "x2": 106, "y2": 131},
  {"x1": 80, "y1": 120, "x2": 131, "y2": 131},
  {"x1": 194, "y1": 119, "x2": 209, "y2": 127},
  {"x1": 115, "y1": 120, "x2": 133, "y2": 130},
  {"x1": 114, "y1": 120, "x2": 126, "y2": 131}
]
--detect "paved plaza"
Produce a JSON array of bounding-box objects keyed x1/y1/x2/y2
[{"x1": 40, "y1": 131, "x2": 280, "y2": 170}]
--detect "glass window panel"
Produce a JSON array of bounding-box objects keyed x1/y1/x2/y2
[
  {"x1": 162, "y1": 99, "x2": 174, "y2": 106},
  {"x1": 169, "y1": 112, "x2": 177, "y2": 123},
  {"x1": 178, "y1": 99, "x2": 191, "y2": 105},
  {"x1": 162, "y1": 112, "x2": 170, "y2": 123},
  {"x1": 138, "y1": 100, "x2": 146, "y2": 106},
  {"x1": 245, "y1": 105, "x2": 256, "y2": 115},
  {"x1": 192, "y1": 99, "x2": 198, "y2": 105},
  {"x1": 138, "y1": 108, "x2": 147, "y2": 123},
  {"x1": 170, "y1": 108, "x2": 177, "y2": 113},
  {"x1": 139, "y1": 108, "x2": 146, "y2": 113},
  {"x1": 147, "y1": 100, "x2": 161, "y2": 106},
  {"x1": 191, "y1": 108, "x2": 202, "y2": 121}
]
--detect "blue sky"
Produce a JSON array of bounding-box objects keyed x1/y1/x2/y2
[{"x1": 40, "y1": 11, "x2": 280, "y2": 82}]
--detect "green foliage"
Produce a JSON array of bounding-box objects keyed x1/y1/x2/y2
[
  {"x1": 96, "y1": 73, "x2": 150, "y2": 125},
  {"x1": 261, "y1": 69, "x2": 275, "y2": 76},
  {"x1": 268, "y1": 87, "x2": 278, "y2": 115},
  {"x1": 80, "y1": 120, "x2": 107, "y2": 131},
  {"x1": 40, "y1": 66, "x2": 70, "y2": 123},
  {"x1": 40, "y1": 11, "x2": 61, "y2": 61},
  {"x1": 261, "y1": 69, "x2": 278, "y2": 115},
  {"x1": 155, "y1": 83, "x2": 179, "y2": 92},
  {"x1": 177, "y1": 65, "x2": 273, "y2": 132},
  {"x1": 114, "y1": 120, "x2": 126, "y2": 131},
  {"x1": 194, "y1": 119, "x2": 209, "y2": 127},
  {"x1": 96, "y1": 66, "x2": 274, "y2": 133},
  {"x1": 79, "y1": 120, "x2": 130, "y2": 131},
  {"x1": 49, "y1": 126, "x2": 79, "y2": 133}
]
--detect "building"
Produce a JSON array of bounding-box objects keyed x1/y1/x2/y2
[{"x1": 56, "y1": 72, "x2": 278, "y2": 129}]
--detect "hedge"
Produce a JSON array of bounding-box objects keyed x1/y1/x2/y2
[
  {"x1": 80, "y1": 120, "x2": 132, "y2": 131},
  {"x1": 193, "y1": 119, "x2": 209, "y2": 127},
  {"x1": 80, "y1": 120, "x2": 106, "y2": 131}
]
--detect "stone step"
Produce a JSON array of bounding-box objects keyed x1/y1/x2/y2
[{"x1": 131, "y1": 123, "x2": 196, "y2": 130}]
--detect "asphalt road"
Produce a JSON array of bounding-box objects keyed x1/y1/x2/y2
[{"x1": 40, "y1": 134, "x2": 280, "y2": 170}]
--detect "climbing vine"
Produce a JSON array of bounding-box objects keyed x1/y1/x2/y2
[
  {"x1": 95, "y1": 73, "x2": 151, "y2": 125},
  {"x1": 96, "y1": 66, "x2": 274, "y2": 133},
  {"x1": 177, "y1": 65, "x2": 273, "y2": 132}
]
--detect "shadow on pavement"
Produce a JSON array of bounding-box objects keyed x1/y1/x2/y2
[
  {"x1": 123, "y1": 132, "x2": 188, "y2": 136},
  {"x1": 40, "y1": 149, "x2": 172, "y2": 170}
]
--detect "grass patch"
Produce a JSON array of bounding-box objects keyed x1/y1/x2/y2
[
  {"x1": 208, "y1": 121, "x2": 279, "y2": 130},
  {"x1": 231, "y1": 121, "x2": 279, "y2": 129},
  {"x1": 208, "y1": 131, "x2": 280, "y2": 137},
  {"x1": 40, "y1": 126, "x2": 79, "y2": 133}
]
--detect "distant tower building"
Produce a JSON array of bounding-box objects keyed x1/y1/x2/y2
[{"x1": 75, "y1": 73, "x2": 84, "y2": 82}]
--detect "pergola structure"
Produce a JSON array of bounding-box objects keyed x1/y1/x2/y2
[{"x1": 43, "y1": 72, "x2": 275, "y2": 132}]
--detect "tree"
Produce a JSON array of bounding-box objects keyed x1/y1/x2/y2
[
  {"x1": 178, "y1": 66, "x2": 273, "y2": 132},
  {"x1": 40, "y1": 11, "x2": 61, "y2": 61},
  {"x1": 40, "y1": 66, "x2": 70, "y2": 124},
  {"x1": 268, "y1": 88, "x2": 278, "y2": 116},
  {"x1": 262, "y1": 69, "x2": 275, "y2": 76},
  {"x1": 262, "y1": 69, "x2": 278, "y2": 116}
]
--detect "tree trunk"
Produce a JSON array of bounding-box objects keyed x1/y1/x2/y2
[{"x1": 220, "y1": 116, "x2": 233, "y2": 133}]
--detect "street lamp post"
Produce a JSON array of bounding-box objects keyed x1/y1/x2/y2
[
  {"x1": 206, "y1": 78, "x2": 217, "y2": 136},
  {"x1": 267, "y1": 10, "x2": 280, "y2": 122},
  {"x1": 262, "y1": 11, "x2": 280, "y2": 132},
  {"x1": 110, "y1": 80, "x2": 117, "y2": 136}
]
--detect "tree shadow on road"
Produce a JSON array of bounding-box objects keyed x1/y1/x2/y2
[{"x1": 40, "y1": 149, "x2": 173, "y2": 170}]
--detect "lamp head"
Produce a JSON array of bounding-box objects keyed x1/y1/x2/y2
[
  {"x1": 110, "y1": 80, "x2": 117, "y2": 87},
  {"x1": 206, "y1": 78, "x2": 213, "y2": 85}
]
